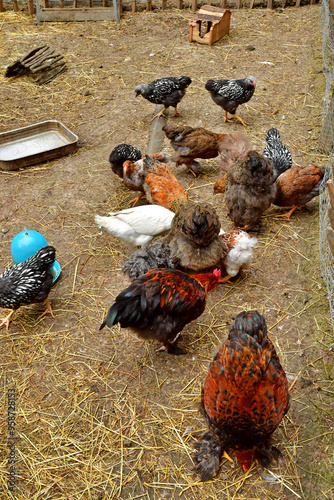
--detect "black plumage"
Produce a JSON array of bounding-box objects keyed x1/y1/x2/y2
[
  {"x1": 0, "y1": 245, "x2": 56, "y2": 329},
  {"x1": 135, "y1": 76, "x2": 192, "y2": 119},
  {"x1": 109, "y1": 144, "x2": 142, "y2": 178},
  {"x1": 262, "y1": 128, "x2": 293, "y2": 181},
  {"x1": 205, "y1": 76, "x2": 256, "y2": 126}
]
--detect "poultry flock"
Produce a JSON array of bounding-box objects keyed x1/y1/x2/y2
[{"x1": 1, "y1": 72, "x2": 329, "y2": 482}]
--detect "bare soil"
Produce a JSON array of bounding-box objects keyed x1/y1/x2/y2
[{"x1": 0, "y1": 4, "x2": 333, "y2": 499}]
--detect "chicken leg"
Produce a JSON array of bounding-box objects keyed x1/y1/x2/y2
[
  {"x1": 37, "y1": 298, "x2": 54, "y2": 321},
  {"x1": 275, "y1": 206, "x2": 301, "y2": 220},
  {"x1": 0, "y1": 310, "x2": 15, "y2": 330}
]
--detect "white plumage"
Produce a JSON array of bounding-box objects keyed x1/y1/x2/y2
[
  {"x1": 95, "y1": 205, "x2": 175, "y2": 247},
  {"x1": 219, "y1": 229, "x2": 257, "y2": 278}
]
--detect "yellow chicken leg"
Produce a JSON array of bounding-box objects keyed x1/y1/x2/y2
[
  {"x1": 151, "y1": 107, "x2": 168, "y2": 122},
  {"x1": 275, "y1": 206, "x2": 301, "y2": 220},
  {"x1": 224, "y1": 110, "x2": 234, "y2": 123},
  {"x1": 233, "y1": 113, "x2": 248, "y2": 127},
  {"x1": 0, "y1": 310, "x2": 15, "y2": 330},
  {"x1": 37, "y1": 298, "x2": 54, "y2": 321}
]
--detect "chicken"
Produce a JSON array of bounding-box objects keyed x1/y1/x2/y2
[
  {"x1": 135, "y1": 76, "x2": 192, "y2": 120},
  {"x1": 223, "y1": 151, "x2": 277, "y2": 230},
  {"x1": 220, "y1": 229, "x2": 257, "y2": 280},
  {"x1": 262, "y1": 128, "x2": 292, "y2": 181},
  {"x1": 0, "y1": 246, "x2": 56, "y2": 329},
  {"x1": 122, "y1": 203, "x2": 229, "y2": 279},
  {"x1": 205, "y1": 76, "x2": 256, "y2": 126},
  {"x1": 273, "y1": 164, "x2": 331, "y2": 219},
  {"x1": 100, "y1": 267, "x2": 221, "y2": 354},
  {"x1": 218, "y1": 133, "x2": 254, "y2": 174},
  {"x1": 162, "y1": 124, "x2": 226, "y2": 174},
  {"x1": 109, "y1": 144, "x2": 142, "y2": 178},
  {"x1": 194, "y1": 310, "x2": 289, "y2": 480},
  {"x1": 122, "y1": 154, "x2": 188, "y2": 210},
  {"x1": 94, "y1": 205, "x2": 175, "y2": 247}
]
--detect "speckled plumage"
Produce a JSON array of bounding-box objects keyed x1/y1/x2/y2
[
  {"x1": 135, "y1": 76, "x2": 192, "y2": 117},
  {"x1": 0, "y1": 245, "x2": 55, "y2": 311},
  {"x1": 194, "y1": 310, "x2": 289, "y2": 479},
  {"x1": 205, "y1": 76, "x2": 256, "y2": 123},
  {"x1": 262, "y1": 128, "x2": 292, "y2": 181},
  {"x1": 109, "y1": 144, "x2": 142, "y2": 178}
]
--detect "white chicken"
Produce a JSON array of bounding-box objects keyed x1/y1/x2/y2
[
  {"x1": 95, "y1": 205, "x2": 175, "y2": 247},
  {"x1": 219, "y1": 229, "x2": 257, "y2": 280}
]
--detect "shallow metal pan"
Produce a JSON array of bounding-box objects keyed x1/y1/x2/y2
[{"x1": 0, "y1": 120, "x2": 78, "y2": 171}]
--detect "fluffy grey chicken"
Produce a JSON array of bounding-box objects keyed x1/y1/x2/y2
[
  {"x1": 123, "y1": 203, "x2": 229, "y2": 279},
  {"x1": 109, "y1": 144, "x2": 142, "y2": 178},
  {"x1": 135, "y1": 76, "x2": 192, "y2": 120},
  {"x1": 262, "y1": 128, "x2": 292, "y2": 181},
  {"x1": 205, "y1": 76, "x2": 256, "y2": 126},
  {"x1": 0, "y1": 245, "x2": 56, "y2": 329}
]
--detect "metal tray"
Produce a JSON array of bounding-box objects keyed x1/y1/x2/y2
[{"x1": 0, "y1": 120, "x2": 78, "y2": 171}]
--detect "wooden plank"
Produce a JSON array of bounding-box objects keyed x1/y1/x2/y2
[
  {"x1": 328, "y1": 207, "x2": 334, "y2": 229},
  {"x1": 0, "y1": 0, "x2": 3, "y2": 12},
  {"x1": 236, "y1": 0, "x2": 242, "y2": 7},
  {"x1": 40, "y1": 7, "x2": 116, "y2": 20},
  {"x1": 162, "y1": 0, "x2": 167, "y2": 9},
  {"x1": 191, "y1": 0, "x2": 197, "y2": 9},
  {"x1": 249, "y1": 0, "x2": 255, "y2": 8},
  {"x1": 12, "y1": 0, "x2": 19, "y2": 10},
  {"x1": 177, "y1": 0, "x2": 183, "y2": 8},
  {"x1": 327, "y1": 179, "x2": 334, "y2": 211},
  {"x1": 131, "y1": 0, "x2": 136, "y2": 11},
  {"x1": 147, "y1": 0, "x2": 152, "y2": 10},
  {"x1": 267, "y1": 0, "x2": 273, "y2": 8},
  {"x1": 27, "y1": 0, "x2": 34, "y2": 14},
  {"x1": 220, "y1": 0, "x2": 226, "y2": 7}
]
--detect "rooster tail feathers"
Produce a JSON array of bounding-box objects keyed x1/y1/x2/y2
[{"x1": 100, "y1": 304, "x2": 120, "y2": 331}]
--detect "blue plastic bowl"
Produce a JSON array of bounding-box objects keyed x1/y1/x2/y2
[{"x1": 11, "y1": 230, "x2": 61, "y2": 283}]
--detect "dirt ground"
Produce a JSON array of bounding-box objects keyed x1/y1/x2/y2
[{"x1": 0, "y1": 3, "x2": 333, "y2": 499}]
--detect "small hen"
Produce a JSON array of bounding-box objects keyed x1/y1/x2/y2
[
  {"x1": 100, "y1": 267, "x2": 221, "y2": 354},
  {"x1": 122, "y1": 203, "x2": 228, "y2": 279},
  {"x1": 123, "y1": 154, "x2": 188, "y2": 210},
  {"x1": 262, "y1": 128, "x2": 292, "y2": 181},
  {"x1": 94, "y1": 205, "x2": 175, "y2": 247},
  {"x1": 273, "y1": 164, "x2": 331, "y2": 218},
  {"x1": 135, "y1": 76, "x2": 192, "y2": 120},
  {"x1": 205, "y1": 76, "x2": 256, "y2": 126},
  {"x1": 223, "y1": 151, "x2": 277, "y2": 230},
  {"x1": 194, "y1": 310, "x2": 289, "y2": 480},
  {"x1": 162, "y1": 124, "x2": 225, "y2": 174},
  {"x1": 109, "y1": 144, "x2": 142, "y2": 178},
  {"x1": 218, "y1": 133, "x2": 254, "y2": 174},
  {"x1": 220, "y1": 229, "x2": 257, "y2": 280},
  {"x1": 0, "y1": 245, "x2": 56, "y2": 329}
]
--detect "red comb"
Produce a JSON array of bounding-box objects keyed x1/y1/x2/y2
[{"x1": 213, "y1": 268, "x2": 221, "y2": 278}]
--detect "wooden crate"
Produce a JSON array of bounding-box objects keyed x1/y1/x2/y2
[{"x1": 189, "y1": 6, "x2": 231, "y2": 46}]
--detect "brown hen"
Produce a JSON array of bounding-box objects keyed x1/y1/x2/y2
[
  {"x1": 100, "y1": 267, "x2": 221, "y2": 354},
  {"x1": 273, "y1": 164, "x2": 331, "y2": 219},
  {"x1": 194, "y1": 310, "x2": 289, "y2": 480},
  {"x1": 224, "y1": 151, "x2": 277, "y2": 230}
]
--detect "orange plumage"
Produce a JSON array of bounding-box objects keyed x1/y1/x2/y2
[
  {"x1": 100, "y1": 268, "x2": 221, "y2": 354},
  {"x1": 195, "y1": 310, "x2": 289, "y2": 480},
  {"x1": 273, "y1": 164, "x2": 331, "y2": 218},
  {"x1": 122, "y1": 155, "x2": 187, "y2": 210}
]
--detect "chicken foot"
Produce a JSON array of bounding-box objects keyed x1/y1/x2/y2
[
  {"x1": 275, "y1": 206, "x2": 302, "y2": 220},
  {"x1": 0, "y1": 310, "x2": 15, "y2": 330},
  {"x1": 37, "y1": 298, "x2": 54, "y2": 321}
]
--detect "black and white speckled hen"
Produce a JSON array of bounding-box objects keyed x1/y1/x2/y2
[
  {"x1": 194, "y1": 310, "x2": 289, "y2": 480},
  {"x1": 109, "y1": 144, "x2": 142, "y2": 178},
  {"x1": 224, "y1": 150, "x2": 277, "y2": 230},
  {"x1": 205, "y1": 76, "x2": 256, "y2": 126},
  {"x1": 100, "y1": 267, "x2": 221, "y2": 354},
  {"x1": 0, "y1": 245, "x2": 56, "y2": 329},
  {"x1": 262, "y1": 128, "x2": 292, "y2": 181},
  {"x1": 135, "y1": 76, "x2": 192, "y2": 120}
]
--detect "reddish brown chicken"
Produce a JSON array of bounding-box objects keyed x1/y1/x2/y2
[
  {"x1": 122, "y1": 155, "x2": 188, "y2": 210},
  {"x1": 273, "y1": 164, "x2": 331, "y2": 218},
  {"x1": 195, "y1": 310, "x2": 289, "y2": 480},
  {"x1": 100, "y1": 268, "x2": 221, "y2": 354}
]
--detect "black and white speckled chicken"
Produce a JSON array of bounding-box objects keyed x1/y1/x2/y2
[
  {"x1": 109, "y1": 144, "x2": 142, "y2": 178},
  {"x1": 135, "y1": 76, "x2": 192, "y2": 120},
  {"x1": 0, "y1": 245, "x2": 56, "y2": 329},
  {"x1": 205, "y1": 76, "x2": 256, "y2": 126},
  {"x1": 262, "y1": 128, "x2": 292, "y2": 181}
]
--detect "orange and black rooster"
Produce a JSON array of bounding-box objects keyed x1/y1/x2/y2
[
  {"x1": 273, "y1": 164, "x2": 331, "y2": 219},
  {"x1": 100, "y1": 268, "x2": 221, "y2": 354},
  {"x1": 194, "y1": 310, "x2": 289, "y2": 480}
]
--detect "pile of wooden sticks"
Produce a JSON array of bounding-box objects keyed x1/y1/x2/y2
[{"x1": 5, "y1": 45, "x2": 67, "y2": 85}]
